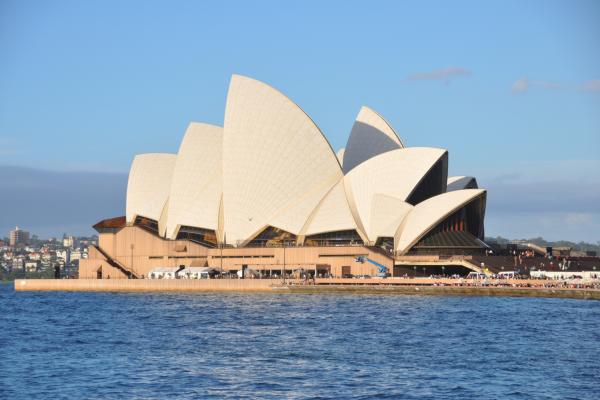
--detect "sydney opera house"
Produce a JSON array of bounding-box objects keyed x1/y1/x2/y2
[{"x1": 80, "y1": 75, "x2": 487, "y2": 279}]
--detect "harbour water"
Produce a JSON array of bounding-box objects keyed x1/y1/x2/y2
[{"x1": 1, "y1": 283, "x2": 599, "y2": 399}]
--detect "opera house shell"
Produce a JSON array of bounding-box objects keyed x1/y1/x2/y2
[
  {"x1": 82, "y1": 75, "x2": 487, "y2": 279},
  {"x1": 126, "y1": 75, "x2": 486, "y2": 253}
]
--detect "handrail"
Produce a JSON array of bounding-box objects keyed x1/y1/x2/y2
[{"x1": 92, "y1": 244, "x2": 139, "y2": 279}]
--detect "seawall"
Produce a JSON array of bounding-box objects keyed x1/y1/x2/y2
[
  {"x1": 14, "y1": 279, "x2": 278, "y2": 292},
  {"x1": 285, "y1": 285, "x2": 600, "y2": 300},
  {"x1": 13, "y1": 279, "x2": 600, "y2": 300}
]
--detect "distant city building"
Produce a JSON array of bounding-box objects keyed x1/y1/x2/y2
[
  {"x1": 70, "y1": 249, "x2": 83, "y2": 262},
  {"x1": 12, "y1": 256, "x2": 25, "y2": 272},
  {"x1": 41, "y1": 253, "x2": 56, "y2": 268},
  {"x1": 56, "y1": 249, "x2": 70, "y2": 264},
  {"x1": 63, "y1": 236, "x2": 77, "y2": 249},
  {"x1": 9, "y1": 226, "x2": 30, "y2": 246},
  {"x1": 24, "y1": 261, "x2": 39, "y2": 272}
]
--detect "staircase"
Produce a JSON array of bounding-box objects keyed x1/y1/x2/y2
[{"x1": 92, "y1": 245, "x2": 139, "y2": 279}]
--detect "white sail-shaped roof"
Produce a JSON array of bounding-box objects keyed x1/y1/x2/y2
[
  {"x1": 157, "y1": 198, "x2": 170, "y2": 237},
  {"x1": 164, "y1": 122, "x2": 223, "y2": 239},
  {"x1": 342, "y1": 106, "x2": 405, "y2": 173},
  {"x1": 344, "y1": 147, "x2": 447, "y2": 243},
  {"x1": 394, "y1": 189, "x2": 486, "y2": 254},
  {"x1": 369, "y1": 194, "x2": 413, "y2": 239},
  {"x1": 301, "y1": 179, "x2": 359, "y2": 236},
  {"x1": 120, "y1": 74, "x2": 487, "y2": 254},
  {"x1": 447, "y1": 176, "x2": 478, "y2": 191},
  {"x1": 222, "y1": 75, "x2": 342, "y2": 245},
  {"x1": 336, "y1": 148, "x2": 345, "y2": 166},
  {"x1": 126, "y1": 153, "x2": 176, "y2": 223}
]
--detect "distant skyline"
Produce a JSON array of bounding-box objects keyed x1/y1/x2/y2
[{"x1": 1, "y1": 0, "x2": 599, "y2": 241}]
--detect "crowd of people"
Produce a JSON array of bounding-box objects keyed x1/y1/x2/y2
[{"x1": 430, "y1": 280, "x2": 600, "y2": 289}]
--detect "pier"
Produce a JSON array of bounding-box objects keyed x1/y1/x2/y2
[{"x1": 13, "y1": 278, "x2": 600, "y2": 300}]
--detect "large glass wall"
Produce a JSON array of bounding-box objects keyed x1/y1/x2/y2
[
  {"x1": 406, "y1": 153, "x2": 448, "y2": 205},
  {"x1": 134, "y1": 216, "x2": 159, "y2": 234},
  {"x1": 304, "y1": 230, "x2": 364, "y2": 247},
  {"x1": 407, "y1": 194, "x2": 487, "y2": 255},
  {"x1": 176, "y1": 226, "x2": 218, "y2": 248},
  {"x1": 246, "y1": 226, "x2": 297, "y2": 247}
]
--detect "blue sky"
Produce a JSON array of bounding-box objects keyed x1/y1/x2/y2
[{"x1": 1, "y1": 0, "x2": 599, "y2": 241}]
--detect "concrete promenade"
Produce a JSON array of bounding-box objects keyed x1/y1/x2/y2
[
  {"x1": 13, "y1": 278, "x2": 600, "y2": 300},
  {"x1": 14, "y1": 278, "x2": 278, "y2": 292}
]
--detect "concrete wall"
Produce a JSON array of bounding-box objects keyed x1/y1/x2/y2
[
  {"x1": 88, "y1": 225, "x2": 395, "y2": 278},
  {"x1": 79, "y1": 259, "x2": 127, "y2": 279},
  {"x1": 96, "y1": 226, "x2": 209, "y2": 277},
  {"x1": 206, "y1": 245, "x2": 393, "y2": 277},
  {"x1": 79, "y1": 245, "x2": 129, "y2": 279},
  {"x1": 15, "y1": 278, "x2": 280, "y2": 292},
  {"x1": 13, "y1": 279, "x2": 600, "y2": 300}
]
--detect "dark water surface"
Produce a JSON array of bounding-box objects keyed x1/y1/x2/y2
[{"x1": 1, "y1": 284, "x2": 599, "y2": 399}]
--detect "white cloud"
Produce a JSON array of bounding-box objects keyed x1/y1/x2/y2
[
  {"x1": 0, "y1": 166, "x2": 127, "y2": 238},
  {"x1": 580, "y1": 79, "x2": 600, "y2": 92},
  {"x1": 407, "y1": 67, "x2": 471, "y2": 84},
  {"x1": 511, "y1": 77, "x2": 600, "y2": 94},
  {"x1": 512, "y1": 76, "x2": 529, "y2": 93},
  {"x1": 480, "y1": 165, "x2": 600, "y2": 242},
  {"x1": 511, "y1": 76, "x2": 561, "y2": 93},
  {"x1": 486, "y1": 211, "x2": 600, "y2": 243},
  {"x1": 564, "y1": 213, "x2": 593, "y2": 226}
]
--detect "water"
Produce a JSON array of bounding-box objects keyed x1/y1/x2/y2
[{"x1": 1, "y1": 284, "x2": 599, "y2": 399}]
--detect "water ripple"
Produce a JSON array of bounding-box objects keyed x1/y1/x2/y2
[{"x1": 1, "y1": 285, "x2": 599, "y2": 399}]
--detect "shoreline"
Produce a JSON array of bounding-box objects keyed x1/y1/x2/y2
[
  {"x1": 12, "y1": 279, "x2": 600, "y2": 300},
  {"x1": 283, "y1": 285, "x2": 600, "y2": 300}
]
